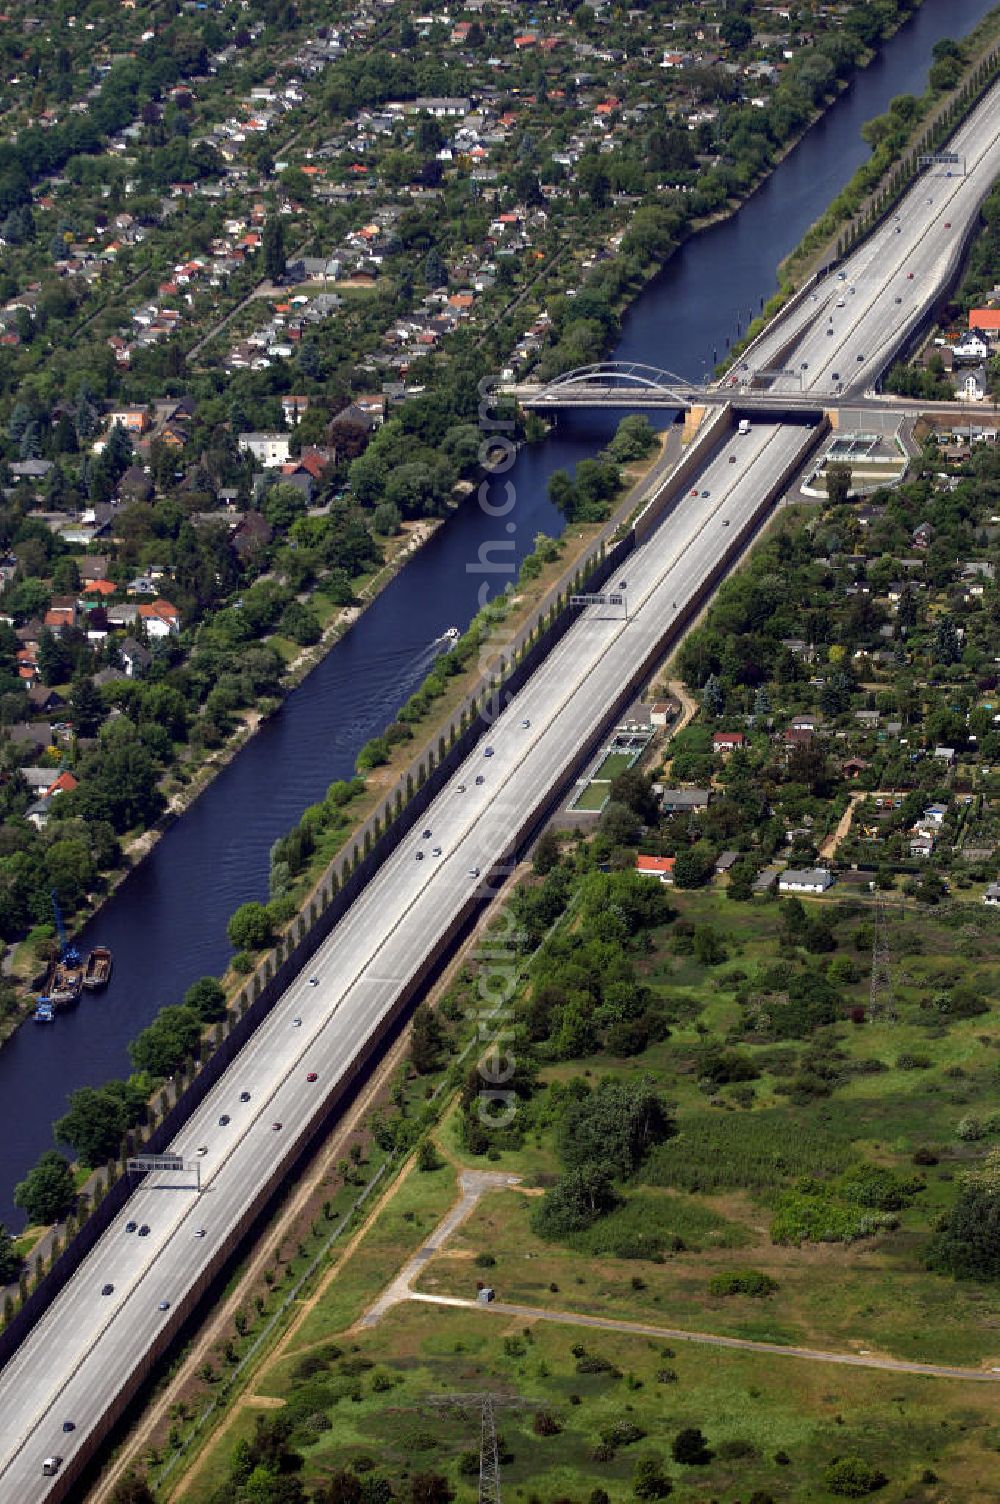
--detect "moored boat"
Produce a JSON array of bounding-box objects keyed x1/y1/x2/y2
[
  {"x1": 82, "y1": 946, "x2": 113, "y2": 991},
  {"x1": 43, "y1": 958, "x2": 84, "y2": 1008}
]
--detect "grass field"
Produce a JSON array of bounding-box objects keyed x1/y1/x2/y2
[
  {"x1": 175, "y1": 887, "x2": 1000, "y2": 1503},
  {"x1": 591, "y1": 749, "x2": 638, "y2": 781},
  {"x1": 569, "y1": 781, "x2": 610, "y2": 812}
]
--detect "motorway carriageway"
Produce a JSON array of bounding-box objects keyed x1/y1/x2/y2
[
  {"x1": 0, "y1": 418, "x2": 814, "y2": 1503},
  {"x1": 746, "y1": 76, "x2": 1000, "y2": 397}
]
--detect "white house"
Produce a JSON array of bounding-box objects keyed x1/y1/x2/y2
[
  {"x1": 983, "y1": 882, "x2": 1000, "y2": 906},
  {"x1": 238, "y1": 432, "x2": 291, "y2": 467},
  {"x1": 778, "y1": 867, "x2": 833, "y2": 895}
]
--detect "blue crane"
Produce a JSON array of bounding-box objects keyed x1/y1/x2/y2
[{"x1": 50, "y1": 890, "x2": 80, "y2": 965}]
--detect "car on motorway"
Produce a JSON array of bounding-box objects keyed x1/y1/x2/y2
[
  {"x1": 138, "y1": 1224, "x2": 150, "y2": 1237},
  {"x1": 907, "y1": 271, "x2": 914, "y2": 279},
  {"x1": 944, "y1": 221, "x2": 951, "y2": 228},
  {"x1": 415, "y1": 850, "x2": 424, "y2": 861},
  {"x1": 218, "y1": 1114, "x2": 230, "y2": 1126},
  {"x1": 895, "y1": 296, "x2": 902, "y2": 303},
  {"x1": 61, "y1": 1421, "x2": 75, "y2": 1433},
  {"x1": 158, "y1": 1300, "x2": 170, "y2": 1311},
  {"x1": 836, "y1": 297, "x2": 845, "y2": 308},
  {"x1": 240, "y1": 1090, "x2": 251, "y2": 1102},
  {"x1": 521, "y1": 718, "x2": 530, "y2": 728},
  {"x1": 422, "y1": 828, "x2": 432, "y2": 839},
  {"x1": 857, "y1": 354, "x2": 865, "y2": 362},
  {"x1": 431, "y1": 846, "x2": 441, "y2": 856},
  {"x1": 483, "y1": 746, "x2": 494, "y2": 757},
  {"x1": 832, "y1": 372, "x2": 840, "y2": 381},
  {"x1": 837, "y1": 270, "x2": 846, "y2": 280},
  {"x1": 456, "y1": 783, "x2": 466, "y2": 793},
  {"x1": 306, "y1": 1071, "x2": 318, "y2": 1082},
  {"x1": 197, "y1": 1144, "x2": 208, "y2": 1155},
  {"x1": 308, "y1": 977, "x2": 319, "y2": 986},
  {"x1": 729, "y1": 454, "x2": 737, "y2": 462},
  {"x1": 895, "y1": 224, "x2": 901, "y2": 233},
  {"x1": 42, "y1": 1457, "x2": 63, "y2": 1476},
  {"x1": 826, "y1": 328, "x2": 834, "y2": 335},
  {"x1": 292, "y1": 1017, "x2": 302, "y2": 1027},
  {"x1": 701, "y1": 489, "x2": 710, "y2": 498},
  {"x1": 723, "y1": 519, "x2": 730, "y2": 526},
  {"x1": 125, "y1": 1220, "x2": 137, "y2": 1233},
  {"x1": 101, "y1": 1283, "x2": 114, "y2": 1296},
  {"x1": 690, "y1": 487, "x2": 698, "y2": 496},
  {"x1": 272, "y1": 1121, "x2": 282, "y2": 1131},
  {"x1": 475, "y1": 774, "x2": 485, "y2": 785},
  {"x1": 195, "y1": 1228, "x2": 206, "y2": 1238},
  {"x1": 469, "y1": 866, "x2": 480, "y2": 878}
]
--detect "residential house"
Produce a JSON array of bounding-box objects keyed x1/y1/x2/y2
[
  {"x1": 120, "y1": 637, "x2": 152, "y2": 677},
  {"x1": 712, "y1": 731, "x2": 745, "y2": 754},
  {"x1": 983, "y1": 881, "x2": 1000, "y2": 906},
  {"x1": 650, "y1": 698, "x2": 680, "y2": 727},
  {"x1": 137, "y1": 598, "x2": 180, "y2": 637},
  {"x1": 238, "y1": 432, "x2": 291, "y2": 467},
  {"x1": 778, "y1": 867, "x2": 833, "y2": 894},
  {"x1": 635, "y1": 854, "x2": 675, "y2": 884},
  {"x1": 659, "y1": 788, "x2": 711, "y2": 814}
]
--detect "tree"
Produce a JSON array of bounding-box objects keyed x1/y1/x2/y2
[
  {"x1": 263, "y1": 216, "x2": 286, "y2": 281},
  {"x1": 928, "y1": 1157, "x2": 1000, "y2": 1281},
  {"x1": 227, "y1": 901, "x2": 274, "y2": 952},
  {"x1": 672, "y1": 1427, "x2": 712, "y2": 1466},
  {"x1": 720, "y1": 14, "x2": 753, "y2": 49},
  {"x1": 702, "y1": 673, "x2": 724, "y2": 716},
  {"x1": 71, "y1": 674, "x2": 104, "y2": 737},
  {"x1": 533, "y1": 827, "x2": 560, "y2": 875},
  {"x1": 13, "y1": 1150, "x2": 76, "y2": 1226},
  {"x1": 632, "y1": 1454, "x2": 672, "y2": 1499},
  {"x1": 609, "y1": 769, "x2": 659, "y2": 825},
  {"x1": 532, "y1": 1164, "x2": 618, "y2": 1238},
  {"x1": 934, "y1": 615, "x2": 961, "y2": 666},
  {"x1": 826, "y1": 463, "x2": 852, "y2": 506},
  {"x1": 316, "y1": 1475, "x2": 364, "y2": 1504},
  {"x1": 672, "y1": 846, "x2": 714, "y2": 889},
  {"x1": 108, "y1": 1470, "x2": 157, "y2": 1504},
  {"x1": 411, "y1": 1476, "x2": 454, "y2": 1504},
  {"x1": 0, "y1": 1223, "x2": 22, "y2": 1284},
  {"x1": 424, "y1": 247, "x2": 447, "y2": 288},
  {"x1": 37, "y1": 628, "x2": 72, "y2": 687},
  {"x1": 129, "y1": 1005, "x2": 202, "y2": 1076},
  {"x1": 184, "y1": 976, "x2": 227, "y2": 1022},
  {"x1": 410, "y1": 1004, "x2": 444, "y2": 1074},
  {"x1": 823, "y1": 1456, "x2": 888, "y2": 1497},
  {"x1": 557, "y1": 1077, "x2": 671, "y2": 1180},
  {"x1": 55, "y1": 1084, "x2": 142, "y2": 1167}
]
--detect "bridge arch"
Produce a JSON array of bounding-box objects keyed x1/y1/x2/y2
[{"x1": 533, "y1": 361, "x2": 696, "y2": 404}]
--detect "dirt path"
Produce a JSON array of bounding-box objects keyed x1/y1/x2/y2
[
  {"x1": 405, "y1": 1293, "x2": 1000, "y2": 1384},
  {"x1": 820, "y1": 790, "x2": 864, "y2": 860},
  {"x1": 359, "y1": 1170, "x2": 520, "y2": 1328}
]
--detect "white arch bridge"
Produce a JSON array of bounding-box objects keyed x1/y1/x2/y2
[{"x1": 501, "y1": 361, "x2": 838, "y2": 411}]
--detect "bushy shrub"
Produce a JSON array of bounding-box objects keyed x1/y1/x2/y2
[{"x1": 708, "y1": 1270, "x2": 779, "y2": 1298}]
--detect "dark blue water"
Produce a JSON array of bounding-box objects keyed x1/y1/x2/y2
[{"x1": 0, "y1": 0, "x2": 993, "y2": 1228}]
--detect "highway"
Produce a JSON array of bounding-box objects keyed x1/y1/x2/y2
[
  {"x1": 745, "y1": 82, "x2": 1000, "y2": 396},
  {"x1": 0, "y1": 420, "x2": 814, "y2": 1502},
  {"x1": 5, "y1": 69, "x2": 1000, "y2": 1504}
]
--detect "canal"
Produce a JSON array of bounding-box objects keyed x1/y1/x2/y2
[{"x1": 0, "y1": 0, "x2": 994, "y2": 1228}]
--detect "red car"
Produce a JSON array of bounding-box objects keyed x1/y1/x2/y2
[{"x1": 306, "y1": 1072, "x2": 318, "y2": 1083}]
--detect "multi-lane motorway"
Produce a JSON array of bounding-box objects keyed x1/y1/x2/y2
[
  {"x1": 747, "y1": 81, "x2": 1000, "y2": 396},
  {"x1": 4, "y1": 69, "x2": 1000, "y2": 1504},
  {"x1": 0, "y1": 420, "x2": 814, "y2": 1502}
]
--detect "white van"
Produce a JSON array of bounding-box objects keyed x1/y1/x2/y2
[
  {"x1": 737, "y1": 419, "x2": 750, "y2": 436},
  {"x1": 42, "y1": 1456, "x2": 63, "y2": 1476}
]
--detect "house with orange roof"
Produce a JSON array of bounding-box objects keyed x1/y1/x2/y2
[
  {"x1": 635, "y1": 855, "x2": 675, "y2": 884},
  {"x1": 138, "y1": 599, "x2": 180, "y2": 638},
  {"x1": 84, "y1": 579, "x2": 116, "y2": 598}
]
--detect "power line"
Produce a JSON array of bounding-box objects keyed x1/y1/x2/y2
[{"x1": 869, "y1": 889, "x2": 896, "y2": 1023}]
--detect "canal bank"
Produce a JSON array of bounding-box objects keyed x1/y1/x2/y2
[{"x1": 0, "y1": 0, "x2": 996, "y2": 1233}]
